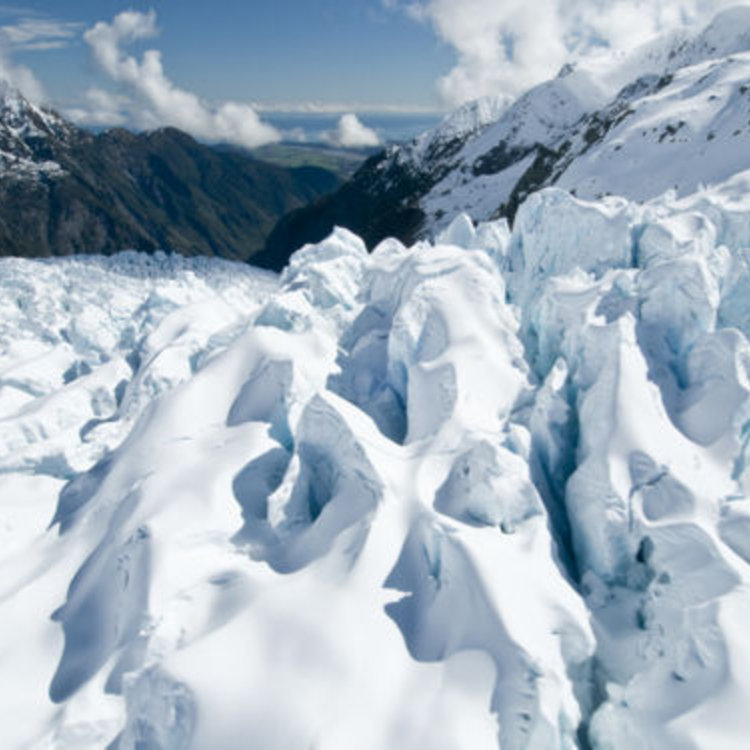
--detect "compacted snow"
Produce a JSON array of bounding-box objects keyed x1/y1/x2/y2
[{"x1": 4, "y1": 170, "x2": 750, "y2": 748}]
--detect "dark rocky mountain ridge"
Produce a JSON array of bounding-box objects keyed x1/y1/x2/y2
[{"x1": 0, "y1": 83, "x2": 340, "y2": 262}]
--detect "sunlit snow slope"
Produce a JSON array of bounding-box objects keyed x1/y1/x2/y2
[
  {"x1": 5, "y1": 171, "x2": 750, "y2": 748},
  {"x1": 286, "y1": 6, "x2": 750, "y2": 258}
]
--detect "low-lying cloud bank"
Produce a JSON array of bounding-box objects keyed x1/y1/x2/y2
[{"x1": 327, "y1": 113, "x2": 381, "y2": 148}]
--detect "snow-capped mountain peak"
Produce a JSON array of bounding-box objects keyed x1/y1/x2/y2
[
  {"x1": 407, "y1": 93, "x2": 515, "y2": 162},
  {"x1": 0, "y1": 81, "x2": 72, "y2": 179}
]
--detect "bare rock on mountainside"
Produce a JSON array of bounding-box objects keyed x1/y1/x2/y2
[{"x1": 0, "y1": 82, "x2": 340, "y2": 262}]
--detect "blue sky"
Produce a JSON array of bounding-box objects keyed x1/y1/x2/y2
[
  {"x1": 1, "y1": 1, "x2": 454, "y2": 111},
  {"x1": 0, "y1": 1, "x2": 739, "y2": 149}
]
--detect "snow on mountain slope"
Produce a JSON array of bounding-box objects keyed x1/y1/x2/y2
[
  {"x1": 554, "y1": 50, "x2": 750, "y2": 200},
  {"x1": 426, "y1": 5, "x2": 750, "y2": 229},
  {"x1": 299, "y1": 6, "x2": 750, "y2": 254},
  {"x1": 384, "y1": 64, "x2": 609, "y2": 235},
  {"x1": 0, "y1": 80, "x2": 73, "y2": 179},
  {"x1": 5, "y1": 165, "x2": 750, "y2": 747}
]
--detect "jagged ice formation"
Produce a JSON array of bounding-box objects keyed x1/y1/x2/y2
[{"x1": 4, "y1": 166, "x2": 750, "y2": 748}]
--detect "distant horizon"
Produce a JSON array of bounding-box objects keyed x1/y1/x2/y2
[
  {"x1": 249, "y1": 103, "x2": 448, "y2": 115},
  {"x1": 69, "y1": 109, "x2": 443, "y2": 150}
]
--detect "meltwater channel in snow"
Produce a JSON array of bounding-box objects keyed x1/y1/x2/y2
[{"x1": 5, "y1": 172, "x2": 750, "y2": 748}]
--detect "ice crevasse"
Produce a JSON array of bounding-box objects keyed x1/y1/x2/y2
[{"x1": 5, "y1": 173, "x2": 750, "y2": 748}]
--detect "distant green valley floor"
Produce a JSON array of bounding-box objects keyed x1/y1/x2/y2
[{"x1": 252, "y1": 143, "x2": 378, "y2": 179}]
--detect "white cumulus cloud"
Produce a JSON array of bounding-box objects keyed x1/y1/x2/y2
[
  {"x1": 66, "y1": 88, "x2": 129, "y2": 127},
  {"x1": 327, "y1": 113, "x2": 381, "y2": 148},
  {"x1": 390, "y1": 0, "x2": 750, "y2": 106},
  {"x1": 0, "y1": 29, "x2": 45, "y2": 101},
  {"x1": 78, "y1": 10, "x2": 280, "y2": 148}
]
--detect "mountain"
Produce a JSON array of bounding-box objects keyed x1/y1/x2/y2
[
  {"x1": 0, "y1": 82, "x2": 340, "y2": 261},
  {"x1": 260, "y1": 7, "x2": 750, "y2": 268}
]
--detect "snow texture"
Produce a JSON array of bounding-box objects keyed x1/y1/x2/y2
[{"x1": 5, "y1": 164, "x2": 750, "y2": 748}]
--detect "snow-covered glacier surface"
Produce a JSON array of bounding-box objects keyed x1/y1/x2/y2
[{"x1": 6, "y1": 174, "x2": 750, "y2": 749}]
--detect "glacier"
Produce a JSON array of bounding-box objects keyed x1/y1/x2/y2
[{"x1": 5, "y1": 170, "x2": 750, "y2": 749}]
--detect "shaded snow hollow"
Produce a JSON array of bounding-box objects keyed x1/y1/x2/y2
[{"x1": 6, "y1": 174, "x2": 750, "y2": 748}]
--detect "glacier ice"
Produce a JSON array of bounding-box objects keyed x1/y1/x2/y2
[{"x1": 7, "y1": 172, "x2": 750, "y2": 749}]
